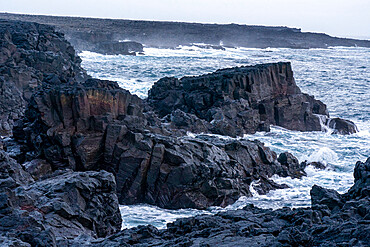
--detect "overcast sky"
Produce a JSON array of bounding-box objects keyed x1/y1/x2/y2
[{"x1": 1, "y1": 0, "x2": 369, "y2": 39}]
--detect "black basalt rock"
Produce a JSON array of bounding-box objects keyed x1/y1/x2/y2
[
  {"x1": 311, "y1": 184, "x2": 344, "y2": 210},
  {"x1": 11, "y1": 60, "x2": 308, "y2": 209}
]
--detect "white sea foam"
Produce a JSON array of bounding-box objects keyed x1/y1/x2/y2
[
  {"x1": 120, "y1": 204, "x2": 211, "y2": 229},
  {"x1": 307, "y1": 147, "x2": 339, "y2": 165}
]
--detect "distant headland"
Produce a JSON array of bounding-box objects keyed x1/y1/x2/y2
[{"x1": 1, "y1": 12, "x2": 369, "y2": 55}]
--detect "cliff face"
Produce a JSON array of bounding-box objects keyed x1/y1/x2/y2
[
  {"x1": 148, "y1": 62, "x2": 329, "y2": 136},
  {"x1": 0, "y1": 19, "x2": 86, "y2": 135},
  {"x1": 16, "y1": 77, "x2": 307, "y2": 209},
  {"x1": 1, "y1": 13, "x2": 369, "y2": 51}
]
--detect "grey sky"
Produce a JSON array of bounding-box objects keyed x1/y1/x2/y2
[{"x1": 1, "y1": 0, "x2": 370, "y2": 38}]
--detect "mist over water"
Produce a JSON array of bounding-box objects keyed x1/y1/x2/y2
[{"x1": 80, "y1": 46, "x2": 370, "y2": 229}]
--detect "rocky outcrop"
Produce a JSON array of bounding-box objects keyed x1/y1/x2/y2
[
  {"x1": 148, "y1": 62, "x2": 331, "y2": 136},
  {"x1": 80, "y1": 158, "x2": 370, "y2": 247},
  {"x1": 0, "y1": 22, "x2": 125, "y2": 245},
  {"x1": 14, "y1": 77, "x2": 307, "y2": 209},
  {"x1": 148, "y1": 62, "x2": 358, "y2": 136},
  {"x1": 6, "y1": 25, "x2": 354, "y2": 210},
  {"x1": 0, "y1": 19, "x2": 86, "y2": 136},
  {"x1": 111, "y1": 134, "x2": 305, "y2": 209},
  {"x1": 16, "y1": 78, "x2": 143, "y2": 168},
  {"x1": 0, "y1": 150, "x2": 122, "y2": 246}
]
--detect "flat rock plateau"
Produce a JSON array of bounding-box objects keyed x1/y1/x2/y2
[{"x1": 0, "y1": 17, "x2": 368, "y2": 247}]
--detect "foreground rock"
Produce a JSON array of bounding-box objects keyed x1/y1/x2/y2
[
  {"x1": 0, "y1": 19, "x2": 86, "y2": 135},
  {"x1": 84, "y1": 157, "x2": 370, "y2": 246},
  {"x1": 0, "y1": 150, "x2": 122, "y2": 246},
  {"x1": 148, "y1": 62, "x2": 357, "y2": 136}
]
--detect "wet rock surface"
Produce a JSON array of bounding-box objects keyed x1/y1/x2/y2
[{"x1": 328, "y1": 117, "x2": 359, "y2": 135}]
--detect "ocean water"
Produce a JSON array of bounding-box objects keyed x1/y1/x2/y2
[{"x1": 79, "y1": 46, "x2": 370, "y2": 229}]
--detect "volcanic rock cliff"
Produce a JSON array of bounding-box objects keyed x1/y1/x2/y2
[{"x1": 148, "y1": 62, "x2": 356, "y2": 136}]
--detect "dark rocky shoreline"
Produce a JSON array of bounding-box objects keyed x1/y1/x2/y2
[
  {"x1": 86, "y1": 158, "x2": 370, "y2": 247},
  {"x1": 0, "y1": 19, "x2": 368, "y2": 246}
]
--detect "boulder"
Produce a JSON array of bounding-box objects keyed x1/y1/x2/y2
[
  {"x1": 277, "y1": 152, "x2": 307, "y2": 178},
  {"x1": 305, "y1": 161, "x2": 326, "y2": 170},
  {"x1": 328, "y1": 117, "x2": 358, "y2": 135},
  {"x1": 310, "y1": 185, "x2": 344, "y2": 210},
  {"x1": 347, "y1": 157, "x2": 370, "y2": 200}
]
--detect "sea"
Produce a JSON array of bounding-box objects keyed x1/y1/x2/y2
[{"x1": 79, "y1": 45, "x2": 370, "y2": 229}]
